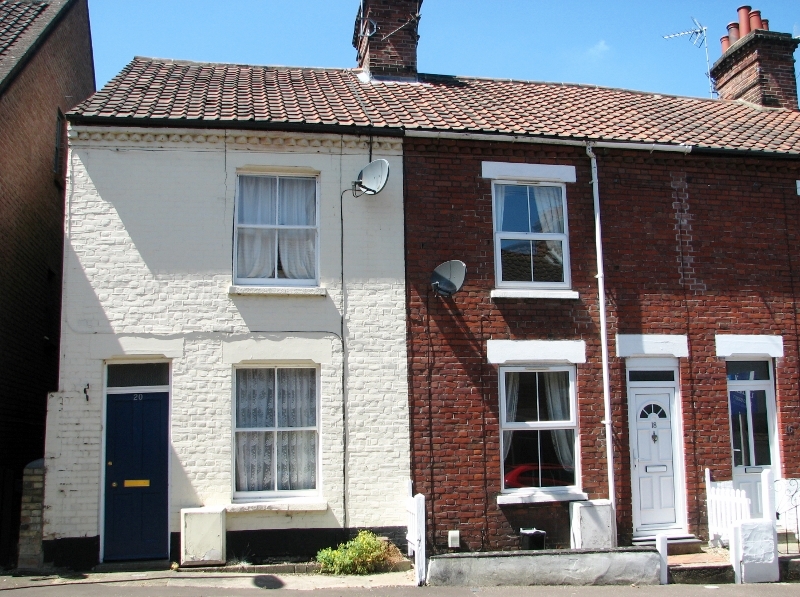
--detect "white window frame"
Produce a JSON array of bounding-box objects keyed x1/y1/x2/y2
[
  {"x1": 499, "y1": 364, "x2": 580, "y2": 496},
  {"x1": 232, "y1": 364, "x2": 321, "y2": 501},
  {"x1": 233, "y1": 174, "x2": 321, "y2": 287},
  {"x1": 725, "y1": 359, "x2": 780, "y2": 471},
  {"x1": 491, "y1": 181, "x2": 571, "y2": 290}
]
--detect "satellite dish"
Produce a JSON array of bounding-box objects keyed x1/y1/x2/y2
[
  {"x1": 354, "y1": 159, "x2": 390, "y2": 195},
  {"x1": 431, "y1": 260, "x2": 467, "y2": 297}
]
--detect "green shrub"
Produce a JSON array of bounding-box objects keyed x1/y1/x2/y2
[{"x1": 316, "y1": 530, "x2": 391, "y2": 575}]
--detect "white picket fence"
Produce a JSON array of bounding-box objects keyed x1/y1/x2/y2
[
  {"x1": 406, "y1": 481, "x2": 426, "y2": 586},
  {"x1": 705, "y1": 468, "x2": 751, "y2": 547}
]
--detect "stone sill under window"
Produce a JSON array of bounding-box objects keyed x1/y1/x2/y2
[
  {"x1": 227, "y1": 499, "x2": 328, "y2": 513},
  {"x1": 496, "y1": 490, "x2": 588, "y2": 505},
  {"x1": 229, "y1": 285, "x2": 327, "y2": 297},
  {"x1": 491, "y1": 289, "x2": 580, "y2": 300}
]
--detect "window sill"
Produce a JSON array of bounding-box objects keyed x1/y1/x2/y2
[
  {"x1": 229, "y1": 285, "x2": 327, "y2": 297},
  {"x1": 496, "y1": 490, "x2": 588, "y2": 505},
  {"x1": 226, "y1": 499, "x2": 328, "y2": 513},
  {"x1": 491, "y1": 289, "x2": 580, "y2": 300}
]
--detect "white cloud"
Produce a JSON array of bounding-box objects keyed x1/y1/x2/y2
[{"x1": 586, "y1": 40, "x2": 610, "y2": 61}]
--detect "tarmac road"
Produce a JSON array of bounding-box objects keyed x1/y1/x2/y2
[{"x1": 1, "y1": 570, "x2": 799, "y2": 597}]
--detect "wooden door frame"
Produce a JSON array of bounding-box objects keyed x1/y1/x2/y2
[
  {"x1": 625, "y1": 357, "x2": 688, "y2": 536},
  {"x1": 99, "y1": 359, "x2": 171, "y2": 563}
]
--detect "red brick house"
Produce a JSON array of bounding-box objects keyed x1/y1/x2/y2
[
  {"x1": 394, "y1": 3, "x2": 800, "y2": 550},
  {"x1": 54, "y1": 0, "x2": 800, "y2": 564},
  {"x1": 0, "y1": 0, "x2": 94, "y2": 567}
]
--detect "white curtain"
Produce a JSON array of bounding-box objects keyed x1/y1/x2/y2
[
  {"x1": 502, "y1": 372, "x2": 520, "y2": 460},
  {"x1": 238, "y1": 176, "x2": 277, "y2": 278},
  {"x1": 278, "y1": 178, "x2": 316, "y2": 279},
  {"x1": 531, "y1": 186, "x2": 564, "y2": 271},
  {"x1": 235, "y1": 369, "x2": 275, "y2": 492},
  {"x1": 235, "y1": 368, "x2": 317, "y2": 492},
  {"x1": 277, "y1": 369, "x2": 316, "y2": 490},
  {"x1": 530, "y1": 186, "x2": 563, "y2": 233},
  {"x1": 543, "y1": 372, "x2": 574, "y2": 470},
  {"x1": 236, "y1": 431, "x2": 273, "y2": 492}
]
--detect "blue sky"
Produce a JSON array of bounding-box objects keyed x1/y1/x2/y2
[{"x1": 89, "y1": 0, "x2": 799, "y2": 99}]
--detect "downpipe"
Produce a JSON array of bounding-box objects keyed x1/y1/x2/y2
[{"x1": 586, "y1": 143, "x2": 617, "y2": 545}]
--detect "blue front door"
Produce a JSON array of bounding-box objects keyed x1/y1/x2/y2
[{"x1": 104, "y1": 391, "x2": 169, "y2": 560}]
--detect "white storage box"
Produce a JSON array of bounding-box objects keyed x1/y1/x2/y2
[
  {"x1": 570, "y1": 499, "x2": 614, "y2": 549},
  {"x1": 180, "y1": 506, "x2": 226, "y2": 566}
]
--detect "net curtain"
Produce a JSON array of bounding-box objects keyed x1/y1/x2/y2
[
  {"x1": 237, "y1": 176, "x2": 316, "y2": 280},
  {"x1": 235, "y1": 368, "x2": 317, "y2": 492}
]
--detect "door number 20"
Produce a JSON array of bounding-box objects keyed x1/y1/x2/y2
[{"x1": 133, "y1": 394, "x2": 144, "y2": 401}]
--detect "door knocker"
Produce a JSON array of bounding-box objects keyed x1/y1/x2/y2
[{"x1": 651, "y1": 431, "x2": 658, "y2": 444}]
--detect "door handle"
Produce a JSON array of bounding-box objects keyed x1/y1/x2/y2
[{"x1": 111, "y1": 482, "x2": 117, "y2": 488}]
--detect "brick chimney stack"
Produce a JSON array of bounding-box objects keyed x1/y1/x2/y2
[
  {"x1": 352, "y1": 0, "x2": 422, "y2": 79},
  {"x1": 711, "y1": 7, "x2": 799, "y2": 110}
]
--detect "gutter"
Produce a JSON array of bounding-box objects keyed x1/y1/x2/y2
[
  {"x1": 65, "y1": 115, "x2": 405, "y2": 138},
  {"x1": 67, "y1": 119, "x2": 800, "y2": 159}
]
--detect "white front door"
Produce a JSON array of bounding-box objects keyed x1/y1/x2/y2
[
  {"x1": 630, "y1": 388, "x2": 677, "y2": 530},
  {"x1": 726, "y1": 360, "x2": 779, "y2": 518}
]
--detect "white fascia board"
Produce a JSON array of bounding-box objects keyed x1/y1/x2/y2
[
  {"x1": 715, "y1": 335, "x2": 784, "y2": 358},
  {"x1": 481, "y1": 161, "x2": 577, "y2": 183},
  {"x1": 616, "y1": 334, "x2": 688, "y2": 358},
  {"x1": 487, "y1": 339, "x2": 586, "y2": 364},
  {"x1": 90, "y1": 335, "x2": 185, "y2": 359}
]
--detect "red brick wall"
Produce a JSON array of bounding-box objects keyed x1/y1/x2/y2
[
  {"x1": 355, "y1": 0, "x2": 420, "y2": 77},
  {"x1": 404, "y1": 137, "x2": 800, "y2": 551},
  {"x1": 0, "y1": 0, "x2": 94, "y2": 566}
]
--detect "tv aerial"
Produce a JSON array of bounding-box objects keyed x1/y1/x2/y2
[
  {"x1": 431, "y1": 260, "x2": 467, "y2": 297},
  {"x1": 352, "y1": 159, "x2": 389, "y2": 196},
  {"x1": 663, "y1": 17, "x2": 714, "y2": 98}
]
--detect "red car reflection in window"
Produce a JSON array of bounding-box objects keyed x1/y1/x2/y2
[{"x1": 504, "y1": 463, "x2": 574, "y2": 488}]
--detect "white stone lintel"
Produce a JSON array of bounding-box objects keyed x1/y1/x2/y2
[
  {"x1": 487, "y1": 339, "x2": 586, "y2": 364},
  {"x1": 482, "y1": 161, "x2": 576, "y2": 183},
  {"x1": 715, "y1": 335, "x2": 784, "y2": 358},
  {"x1": 90, "y1": 335, "x2": 184, "y2": 359},
  {"x1": 616, "y1": 334, "x2": 689, "y2": 358},
  {"x1": 222, "y1": 336, "x2": 334, "y2": 364}
]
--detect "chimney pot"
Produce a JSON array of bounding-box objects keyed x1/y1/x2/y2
[
  {"x1": 748, "y1": 10, "x2": 763, "y2": 31},
  {"x1": 712, "y1": 20, "x2": 799, "y2": 110},
  {"x1": 721, "y1": 36, "x2": 731, "y2": 53},
  {"x1": 762, "y1": 18, "x2": 769, "y2": 31},
  {"x1": 727, "y1": 22, "x2": 740, "y2": 43},
  {"x1": 737, "y1": 6, "x2": 752, "y2": 36}
]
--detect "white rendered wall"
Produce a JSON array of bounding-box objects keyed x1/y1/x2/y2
[{"x1": 44, "y1": 128, "x2": 410, "y2": 543}]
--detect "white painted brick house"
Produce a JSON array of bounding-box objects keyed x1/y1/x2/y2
[{"x1": 44, "y1": 117, "x2": 410, "y2": 565}]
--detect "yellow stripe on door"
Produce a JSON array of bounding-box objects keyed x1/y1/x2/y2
[{"x1": 123, "y1": 479, "x2": 150, "y2": 487}]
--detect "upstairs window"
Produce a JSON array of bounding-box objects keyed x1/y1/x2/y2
[
  {"x1": 234, "y1": 175, "x2": 318, "y2": 285},
  {"x1": 493, "y1": 182, "x2": 570, "y2": 288}
]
